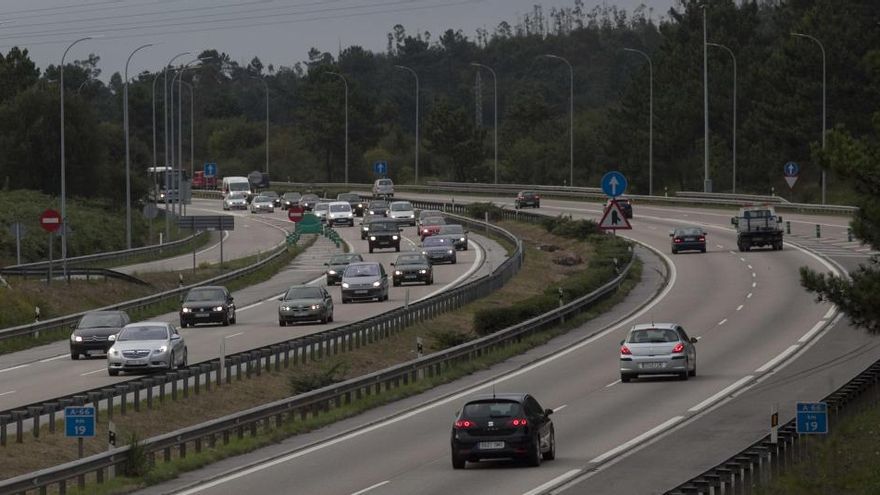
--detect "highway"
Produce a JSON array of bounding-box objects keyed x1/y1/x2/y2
[
  {"x1": 0, "y1": 201, "x2": 505, "y2": 413},
  {"x1": 133, "y1": 194, "x2": 875, "y2": 495}
]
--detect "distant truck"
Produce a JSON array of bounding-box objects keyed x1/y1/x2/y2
[
  {"x1": 731, "y1": 206, "x2": 784, "y2": 252},
  {"x1": 191, "y1": 171, "x2": 217, "y2": 189}
]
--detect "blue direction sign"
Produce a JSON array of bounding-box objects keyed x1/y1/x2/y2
[
  {"x1": 601, "y1": 171, "x2": 628, "y2": 198},
  {"x1": 204, "y1": 163, "x2": 218, "y2": 177},
  {"x1": 65, "y1": 406, "x2": 96, "y2": 438},
  {"x1": 784, "y1": 161, "x2": 799, "y2": 177},
  {"x1": 373, "y1": 161, "x2": 388, "y2": 176},
  {"x1": 796, "y1": 402, "x2": 828, "y2": 434}
]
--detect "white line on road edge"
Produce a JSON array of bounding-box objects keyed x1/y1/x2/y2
[
  {"x1": 80, "y1": 368, "x2": 105, "y2": 377},
  {"x1": 225, "y1": 332, "x2": 244, "y2": 339},
  {"x1": 736, "y1": 305, "x2": 743, "y2": 311},
  {"x1": 824, "y1": 306, "x2": 836, "y2": 319},
  {"x1": 350, "y1": 480, "x2": 390, "y2": 495},
  {"x1": 755, "y1": 345, "x2": 800, "y2": 373},
  {"x1": 716, "y1": 244, "x2": 723, "y2": 248},
  {"x1": 718, "y1": 319, "x2": 728, "y2": 326},
  {"x1": 39, "y1": 354, "x2": 68, "y2": 363},
  {"x1": 688, "y1": 375, "x2": 755, "y2": 412},
  {"x1": 553, "y1": 404, "x2": 568, "y2": 412},
  {"x1": 0, "y1": 364, "x2": 29, "y2": 374},
  {"x1": 0, "y1": 390, "x2": 15, "y2": 397},
  {"x1": 739, "y1": 257, "x2": 746, "y2": 262},
  {"x1": 798, "y1": 321, "x2": 827, "y2": 343},
  {"x1": 415, "y1": 240, "x2": 485, "y2": 302},
  {"x1": 521, "y1": 469, "x2": 583, "y2": 495},
  {"x1": 747, "y1": 293, "x2": 753, "y2": 299},
  {"x1": 589, "y1": 416, "x2": 684, "y2": 464},
  {"x1": 605, "y1": 380, "x2": 621, "y2": 388}
]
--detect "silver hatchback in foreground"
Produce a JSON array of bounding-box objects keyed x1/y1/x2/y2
[
  {"x1": 107, "y1": 322, "x2": 187, "y2": 376},
  {"x1": 619, "y1": 323, "x2": 697, "y2": 382}
]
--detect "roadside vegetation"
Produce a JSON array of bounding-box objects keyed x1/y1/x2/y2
[{"x1": 0, "y1": 219, "x2": 641, "y2": 491}]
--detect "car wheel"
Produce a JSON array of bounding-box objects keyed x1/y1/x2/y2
[
  {"x1": 168, "y1": 352, "x2": 175, "y2": 371},
  {"x1": 222, "y1": 314, "x2": 230, "y2": 326},
  {"x1": 689, "y1": 358, "x2": 697, "y2": 377},
  {"x1": 369, "y1": 246, "x2": 374, "y2": 254},
  {"x1": 671, "y1": 248, "x2": 677, "y2": 254},
  {"x1": 428, "y1": 276, "x2": 434, "y2": 285},
  {"x1": 108, "y1": 369, "x2": 119, "y2": 377},
  {"x1": 395, "y1": 244, "x2": 400, "y2": 252},
  {"x1": 527, "y1": 434, "x2": 542, "y2": 467},
  {"x1": 328, "y1": 313, "x2": 334, "y2": 323},
  {"x1": 701, "y1": 247, "x2": 707, "y2": 253},
  {"x1": 542, "y1": 430, "x2": 556, "y2": 460},
  {"x1": 621, "y1": 373, "x2": 633, "y2": 383},
  {"x1": 680, "y1": 360, "x2": 690, "y2": 380},
  {"x1": 451, "y1": 257, "x2": 457, "y2": 264},
  {"x1": 536, "y1": 202, "x2": 540, "y2": 208},
  {"x1": 179, "y1": 320, "x2": 187, "y2": 328},
  {"x1": 451, "y1": 451, "x2": 466, "y2": 469},
  {"x1": 70, "y1": 350, "x2": 80, "y2": 360},
  {"x1": 230, "y1": 311, "x2": 236, "y2": 324},
  {"x1": 342, "y1": 298, "x2": 349, "y2": 304},
  {"x1": 279, "y1": 319, "x2": 286, "y2": 327},
  {"x1": 180, "y1": 349, "x2": 188, "y2": 369},
  {"x1": 393, "y1": 280, "x2": 400, "y2": 287}
]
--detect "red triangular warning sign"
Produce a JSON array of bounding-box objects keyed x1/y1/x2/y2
[{"x1": 599, "y1": 200, "x2": 632, "y2": 230}]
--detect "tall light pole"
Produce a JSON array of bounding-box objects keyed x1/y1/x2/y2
[
  {"x1": 394, "y1": 65, "x2": 419, "y2": 184},
  {"x1": 707, "y1": 42, "x2": 737, "y2": 194},
  {"x1": 622, "y1": 48, "x2": 653, "y2": 196},
  {"x1": 163, "y1": 52, "x2": 190, "y2": 240},
  {"x1": 539, "y1": 54, "x2": 574, "y2": 188},
  {"x1": 325, "y1": 71, "x2": 349, "y2": 184},
  {"x1": 60, "y1": 36, "x2": 92, "y2": 279},
  {"x1": 791, "y1": 32, "x2": 827, "y2": 204},
  {"x1": 250, "y1": 76, "x2": 270, "y2": 176},
  {"x1": 179, "y1": 81, "x2": 195, "y2": 207},
  {"x1": 471, "y1": 62, "x2": 498, "y2": 184},
  {"x1": 703, "y1": 6, "x2": 711, "y2": 192},
  {"x1": 173, "y1": 59, "x2": 204, "y2": 217},
  {"x1": 124, "y1": 43, "x2": 153, "y2": 250}
]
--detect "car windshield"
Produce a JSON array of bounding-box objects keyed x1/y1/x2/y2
[
  {"x1": 371, "y1": 223, "x2": 397, "y2": 232},
  {"x1": 676, "y1": 227, "x2": 703, "y2": 237},
  {"x1": 396, "y1": 254, "x2": 425, "y2": 264},
  {"x1": 228, "y1": 192, "x2": 247, "y2": 199},
  {"x1": 390, "y1": 202, "x2": 412, "y2": 211},
  {"x1": 79, "y1": 313, "x2": 125, "y2": 328},
  {"x1": 423, "y1": 217, "x2": 446, "y2": 226},
  {"x1": 520, "y1": 191, "x2": 536, "y2": 197},
  {"x1": 283, "y1": 193, "x2": 301, "y2": 200},
  {"x1": 228, "y1": 183, "x2": 249, "y2": 192},
  {"x1": 284, "y1": 287, "x2": 322, "y2": 300},
  {"x1": 338, "y1": 194, "x2": 358, "y2": 201},
  {"x1": 423, "y1": 237, "x2": 449, "y2": 247},
  {"x1": 345, "y1": 264, "x2": 380, "y2": 277},
  {"x1": 462, "y1": 400, "x2": 522, "y2": 419},
  {"x1": 329, "y1": 254, "x2": 357, "y2": 264},
  {"x1": 439, "y1": 225, "x2": 463, "y2": 234},
  {"x1": 330, "y1": 204, "x2": 350, "y2": 212},
  {"x1": 369, "y1": 201, "x2": 388, "y2": 209},
  {"x1": 420, "y1": 210, "x2": 441, "y2": 219},
  {"x1": 628, "y1": 328, "x2": 680, "y2": 344},
  {"x1": 254, "y1": 196, "x2": 270, "y2": 203},
  {"x1": 315, "y1": 203, "x2": 329, "y2": 211},
  {"x1": 185, "y1": 289, "x2": 226, "y2": 302},
  {"x1": 303, "y1": 194, "x2": 319, "y2": 201},
  {"x1": 118, "y1": 325, "x2": 168, "y2": 341}
]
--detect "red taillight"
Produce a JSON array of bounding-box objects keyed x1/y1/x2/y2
[
  {"x1": 672, "y1": 343, "x2": 685, "y2": 353},
  {"x1": 535, "y1": 195, "x2": 541, "y2": 199},
  {"x1": 620, "y1": 345, "x2": 632, "y2": 355},
  {"x1": 698, "y1": 236, "x2": 705, "y2": 242},
  {"x1": 454, "y1": 419, "x2": 476, "y2": 429},
  {"x1": 509, "y1": 418, "x2": 529, "y2": 427},
  {"x1": 674, "y1": 238, "x2": 682, "y2": 243}
]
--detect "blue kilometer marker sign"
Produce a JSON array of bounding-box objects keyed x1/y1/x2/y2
[
  {"x1": 65, "y1": 406, "x2": 96, "y2": 438},
  {"x1": 796, "y1": 402, "x2": 828, "y2": 434}
]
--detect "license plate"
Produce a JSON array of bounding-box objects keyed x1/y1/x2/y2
[
  {"x1": 685, "y1": 237, "x2": 696, "y2": 241},
  {"x1": 478, "y1": 441, "x2": 505, "y2": 450},
  {"x1": 405, "y1": 275, "x2": 417, "y2": 280},
  {"x1": 195, "y1": 313, "x2": 210, "y2": 318},
  {"x1": 126, "y1": 359, "x2": 146, "y2": 365},
  {"x1": 355, "y1": 290, "x2": 368, "y2": 294},
  {"x1": 640, "y1": 362, "x2": 665, "y2": 369}
]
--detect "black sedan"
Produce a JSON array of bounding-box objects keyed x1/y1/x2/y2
[
  {"x1": 437, "y1": 224, "x2": 469, "y2": 251},
  {"x1": 281, "y1": 192, "x2": 302, "y2": 210},
  {"x1": 300, "y1": 193, "x2": 320, "y2": 211},
  {"x1": 69, "y1": 310, "x2": 131, "y2": 359},
  {"x1": 325, "y1": 253, "x2": 364, "y2": 285},
  {"x1": 337, "y1": 192, "x2": 365, "y2": 216},
  {"x1": 670, "y1": 226, "x2": 707, "y2": 254},
  {"x1": 514, "y1": 191, "x2": 540, "y2": 209},
  {"x1": 262, "y1": 190, "x2": 281, "y2": 208},
  {"x1": 366, "y1": 199, "x2": 390, "y2": 217},
  {"x1": 451, "y1": 393, "x2": 556, "y2": 468},
  {"x1": 421, "y1": 236, "x2": 456, "y2": 264},
  {"x1": 179, "y1": 286, "x2": 237, "y2": 327},
  {"x1": 391, "y1": 253, "x2": 433, "y2": 286}
]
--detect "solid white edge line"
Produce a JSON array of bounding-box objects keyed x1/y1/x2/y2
[
  {"x1": 225, "y1": 332, "x2": 244, "y2": 339},
  {"x1": 752, "y1": 282, "x2": 757, "y2": 288},
  {"x1": 589, "y1": 416, "x2": 684, "y2": 464},
  {"x1": 751, "y1": 272, "x2": 756, "y2": 278},
  {"x1": 755, "y1": 344, "x2": 800, "y2": 373},
  {"x1": 798, "y1": 320, "x2": 827, "y2": 343},
  {"x1": 80, "y1": 368, "x2": 105, "y2": 377},
  {"x1": 39, "y1": 354, "x2": 68, "y2": 363},
  {"x1": 718, "y1": 319, "x2": 727, "y2": 326},
  {"x1": 605, "y1": 380, "x2": 621, "y2": 388},
  {"x1": 688, "y1": 375, "x2": 755, "y2": 412},
  {"x1": 415, "y1": 239, "x2": 485, "y2": 302},
  {"x1": 736, "y1": 305, "x2": 743, "y2": 311},
  {"x1": 350, "y1": 480, "x2": 390, "y2": 495},
  {"x1": 0, "y1": 390, "x2": 16, "y2": 397},
  {"x1": 824, "y1": 306, "x2": 836, "y2": 319},
  {"x1": 521, "y1": 469, "x2": 583, "y2": 495},
  {"x1": 747, "y1": 264, "x2": 752, "y2": 269},
  {"x1": 0, "y1": 364, "x2": 30, "y2": 374},
  {"x1": 553, "y1": 404, "x2": 568, "y2": 412}
]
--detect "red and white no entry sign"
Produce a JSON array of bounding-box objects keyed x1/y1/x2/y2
[
  {"x1": 287, "y1": 205, "x2": 305, "y2": 223},
  {"x1": 40, "y1": 209, "x2": 62, "y2": 233}
]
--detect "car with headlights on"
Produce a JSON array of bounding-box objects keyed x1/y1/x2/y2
[
  {"x1": 619, "y1": 323, "x2": 697, "y2": 382},
  {"x1": 179, "y1": 286, "x2": 236, "y2": 327},
  {"x1": 281, "y1": 192, "x2": 302, "y2": 210},
  {"x1": 314, "y1": 201, "x2": 331, "y2": 222},
  {"x1": 222, "y1": 191, "x2": 248, "y2": 210},
  {"x1": 514, "y1": 191, "x2": 541, "y2": 209},
  {"x1": 262, "y1": 190, "x2": 281, "y2": 208},
  {"x1": 368, "y1": 221, "x2": 401, "y2": 253},
  {"x1": 437, "y1": 224, "x2": 469, "y2": 251},
  {"x1": 418, "y1": 209, "x2": 444, "y2": 228},
  {"x1": 250, "y1": 195, "x2": 275, "y2": 214},
  {"x1": 300, "y1": 193, "x2": 320, "y2": 211},
  {"x1": 422, "y1": 236, "x2": 457, "y2": 264},
  {"x1": 327, "y1": 201, "x2": 354, "y2": 227},
  {"x1": 278, "y1": 285, "x2": 334, "y2": 326},
  {"x1": 388, "y1": 201, "x2": 416, "y2": 226},
  {"x1": 341, "y1": 261, "x2": 389, "y2": 303},
  {"x1": 391, "y1": 252, "x2": 433, "y2": 286},
  {"x1": 107, "y1": 322, "x2": 187, "y2": 376},
  {"x1": 70, "y1": 310, "x2": 131, "y2": 360},
  {"x1": 337, "y1": 192, "x2": 365, "y2": 216},
  {"x1": 420, "y1": 216, "x2": 447, "y2": 241},
  {"x1": 450, "y1": 393, "x2": 556, "y2": 469},
  {"x1": 325, "y1": 253, "x2": 364, "y2": 285},
  {"x1": 360, "y1": 215, "x2": 383, "y2": 240},
  {"x1": 366, "y1": 199, "x2": 390, "y2": 217},
  {"x1": 670, "y1": 226, "x2": 707, "y2": 254}
]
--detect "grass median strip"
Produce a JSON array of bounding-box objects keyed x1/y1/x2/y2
[{"x1": 1, "y1": 219, "x2": 640, "y2": 492}]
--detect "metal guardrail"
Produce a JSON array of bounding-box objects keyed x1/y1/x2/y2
[
  {"x1": 0, "y1": 207, "x2": 632, "y2": 494},
  {"x1": 676, "y1": 190, "x2": 786, "y2": 203},
  {"x1": 0, "y1": 267, "x2": 150, "y2": 287}
]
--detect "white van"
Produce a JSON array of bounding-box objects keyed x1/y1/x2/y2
[
  {"x1": 222, "y1": 177, "x2": 251, "y2": 199},
  {"x1": 327, "y1": 201, "x2": 354, "y2": 227}
]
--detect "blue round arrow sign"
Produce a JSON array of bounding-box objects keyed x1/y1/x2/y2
[
  {"x1": 784, "y1": 161, "x2": 799, "y2": 178},
  {"x1": 601, "y1": 171, "x2": 628, "y2": 198}
]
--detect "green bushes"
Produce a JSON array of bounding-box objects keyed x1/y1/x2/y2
[
  {"x1": 465, "y1": 202, "x2": 506, "y2": 222},
  {"x1": 288, "y1": 361, "x2": 348, "y2": 395},
  {"x1": 431, "y1": 329, "x2": 471, "y2": 349},
  {"x1": 541, "y1": 215, "x2": 601, "y2": 239}
]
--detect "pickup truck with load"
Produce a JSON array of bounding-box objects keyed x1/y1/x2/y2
[{"x1": 731, "y1": 206, "x2": 784, "y2": 252}]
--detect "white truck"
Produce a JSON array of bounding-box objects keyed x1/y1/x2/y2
[{"x1": 731, "y1": 206, "x2": 784, "y2": 252}]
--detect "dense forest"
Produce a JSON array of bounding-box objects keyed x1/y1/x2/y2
[{"x1": 0, "y1": 0, "x2": 877, "y2": 206}]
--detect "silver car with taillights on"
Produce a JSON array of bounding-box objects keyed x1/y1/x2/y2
[
  {"x1": 107, "y1": 322, "x2": 187, "y2": 376},
  {"x1": 619, "y1": 323, "x2": 697, "y2": 382}
]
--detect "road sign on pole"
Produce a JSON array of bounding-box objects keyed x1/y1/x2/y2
[
  {"x1": 373, "y1": 160, "x2": 388, "y2": 176},
  {"x1": 65, "y1": 406, "x2": 96, "y2": 438},
  {"x1": 204, "y1": 162, "x2": 217, "y2": 177},
  {"x1": 784, "y1": 161, "x2": 799, "y2": 189},
  {"x1": 599, "y1": 200, "x2": 632, "y2": 230},
  {"x1": 288, "y1": 205, "x2": 305, "y2": 223},
  {"x1": 601, "y1": 171, "x2": 628, "y2": 198},
  {"x1": 796, "y1": 402, "x2": 828, "y2": 434},
  {"x1": 40, "y1": 209, "x2": 62, "y2": 233}
]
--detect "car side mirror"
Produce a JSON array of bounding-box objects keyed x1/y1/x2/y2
[
  {"x1": 390, "y1": 262, "x2": 395, "y2": 266},
  {"x1": 544, "y1": 408, "x2": 554, "y2": 416},
  {"x1": 620, "y1": 339, "x2": 625, "y2": 346},
  {"x1": 668, "y1": 231, "x2": 674, "y2": 237},
  {"x1": 690, "y1": 337, "x2": 698, "y2": 344},
  {"x1": 731, "y1": 217, "x2": 738, "y2": 226},
  {"x1": 229, "y1": 297, "x2": 234, "y2": 302},
  {"x1": 171, "y1": 335, "x2": 181, "y2": 341},
  {"x1": 778, "y1": 216, "x2": 783, "y2": 222},
  {"x1": 278, "y1": 297, "x2": 284, "y2": 301},
  {"x1": 324, "y1": 262, "x2": 328, "y2": 266}
]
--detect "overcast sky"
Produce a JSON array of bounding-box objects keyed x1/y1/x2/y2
[{"x1": 0, "y1": 0, "x2": 675, "y2": 80}]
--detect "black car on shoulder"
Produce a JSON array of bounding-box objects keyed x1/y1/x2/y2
[
  {"x1": 325, "y1": 253, "x2": 365, "y2": 285},
  {"x1": 366, "y1": 200, "x2": 390, "y2": 217},
  {"x1": 179, "y1": 286, "x2": 236, "y2": 327},
  {"x1": 69, "y1": 310, "x2": 131, "y2": 359},
  {"x1": 515, "y1": 191, "x2": 541, "y2": 209},
  {"x1": 337, "y1": 192, "x2": 366, "y2": 217},
  {"x1": 391, "y1": 252, "x2": 433, "y2": 286},
  {"x1": 368, "y1": 221, "x2": 401, "y2": 253},
  {"x1": 451, "y1": 393, "x2": 556, "y2": 469}
]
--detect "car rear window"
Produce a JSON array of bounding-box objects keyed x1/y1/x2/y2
[
  {"x1": 439, "y1": 225, "x2": 463, "y2": 234},
  {"x1": 330, "y1": 204, "x2": 350, "y2": 212},
  {"x1": 378, "y1": 179, "x2": 392, "y2": 186},
  {"x1": 676, "y1": 227, "x2": 702, "y2": 237},
  {"x1": 628, "y1": 328, "x2": 680, "y2": 343},
  {"x1": 463, "y1": 400, "x2": 522, "y2": 419}
]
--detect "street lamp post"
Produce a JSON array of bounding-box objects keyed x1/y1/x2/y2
[
  {"x1": 60, "y1": 36, "x2": 93, "y2": 280},
  {"x1": 250, "y1": 76, "x2": 270, "y2": 176},
  {"x1": 124, "y1": 43, "x2": 153, "y2": 250},
  {"x1": 539, "y1": 54, "x2": 574, "y2": 188},
  {"x1": 703, "y1": 6, "x2": 711, "y2": 193},
  {"x1": 179, "y1": 81, "x2": 195, "y2": 196},
  {"x1": 172, "y1": 60, "x2": 204, "y2": 217},
  {"x1": 163, "y1": 52, "x2": 190, "y2": 241},
  {"x1": 471, "y1": 62, "x2": 498, "y2": 184},
  {"x1": 622, "y1": 48, "x2": 653, "y2": 196},
  {"x1": 707, "y1": 42, "x2": 737, "y2": 194},
  {"x1": 325, "y1": 71, "x2": 349, "y2": 184},
  {"x1": 394, "y1": 65, "x2": 419, "y2": 184},
  {"x1": 791, "y1": 32, "x2": 827, "y2": 204}
]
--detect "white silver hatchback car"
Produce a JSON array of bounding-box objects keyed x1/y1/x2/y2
[{"x1": 619, "y1": 323, "x2": 697, "y2": 382}]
